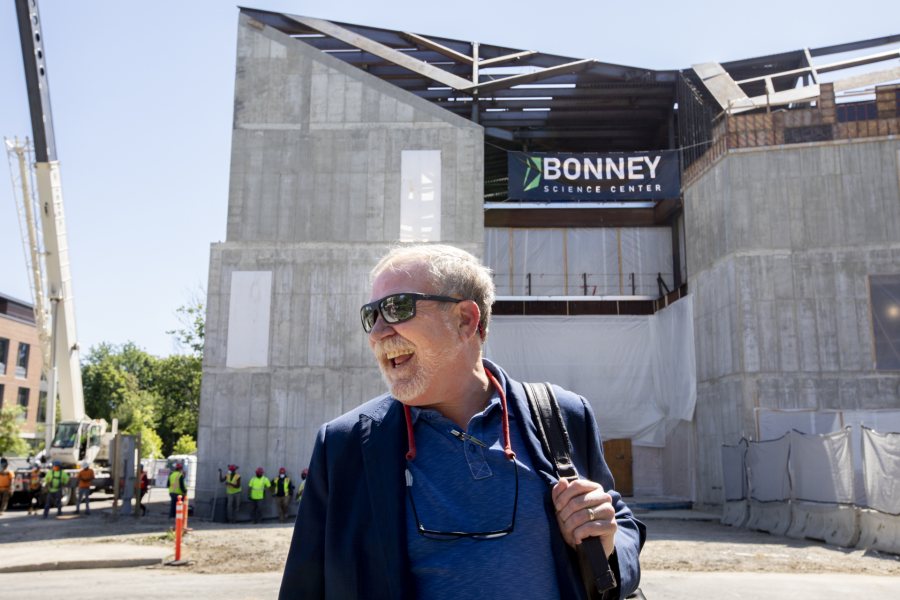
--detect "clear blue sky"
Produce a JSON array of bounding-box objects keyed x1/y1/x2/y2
[{"x1": 1, "y1": 0, "x2": 897, "y2": 357}]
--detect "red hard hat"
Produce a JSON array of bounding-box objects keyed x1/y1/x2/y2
[
  {"x1": 256, "y1": 467, "x2": 264, "y2": 475},
  {"x1": 302, "y1": 468, "x2": 309, "y2": 478},
  {"x1": 228, "y1": 464, "x2": 236, "y2": 471},
  {"x1": 175, "y1": 463, "x2": 183, "y2": 470},
  {"x1": 278, "y1": 467, "x2": 286, "y2": 474}
]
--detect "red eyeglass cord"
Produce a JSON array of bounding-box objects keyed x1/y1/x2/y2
[{"x1": 404, "y1": 367, "x2": 516, "y2": 462}]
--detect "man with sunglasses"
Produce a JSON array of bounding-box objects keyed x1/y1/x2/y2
[{"x1": 280, "y1": 244, "x2": 645, "y2": 599}]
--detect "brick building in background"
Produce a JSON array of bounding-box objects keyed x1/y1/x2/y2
[{"x1": 0, "y1": 292, "x2": 44, "y2": 448}]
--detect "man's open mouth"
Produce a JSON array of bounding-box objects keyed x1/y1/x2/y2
[{"x1": 386, "y1": 349, "x2": 414, "y2": 368}]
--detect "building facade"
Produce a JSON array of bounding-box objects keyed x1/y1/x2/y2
[
  {"x1": 196, "y1": 10, "x2": 900, "y2": 514},
  {"x1": 0, "y1": 292, "x2": 44, "y2": 446}
]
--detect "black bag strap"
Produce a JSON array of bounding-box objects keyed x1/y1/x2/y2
[{"x1": 523, "y1": 382, "x2": 617, "y2": 596}]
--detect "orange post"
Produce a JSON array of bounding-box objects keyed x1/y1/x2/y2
[{"x1": 174, "y1": 495, "x2": 184, "y2": 561}]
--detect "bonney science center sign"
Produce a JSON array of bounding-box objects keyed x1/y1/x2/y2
[{"x1": 508, "y1": 150, "x2": 680, "y2": 202}]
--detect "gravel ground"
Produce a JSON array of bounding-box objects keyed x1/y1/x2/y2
[{"x1": 3, "y1": 493, "x2": 899, "y2": 577}]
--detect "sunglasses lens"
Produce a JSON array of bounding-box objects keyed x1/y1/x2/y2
[
  {"x1": 381, "y1": 294, "x2": 415, "y2": 324},
  {"x1": 360, "y1": 305, "x2": 378, "y2": 333}
]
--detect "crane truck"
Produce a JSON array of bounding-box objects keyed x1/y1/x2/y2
[{"x1": 8, "y1": 0, "x2": 114, "y2": 503}]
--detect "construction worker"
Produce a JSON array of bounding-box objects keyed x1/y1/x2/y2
[
  {"x1": 43, "y1": 460, "x2": 70, "y2": 518},
  {"x1": 27, "y1": 463, "x2": 44, "y2": 515},
  {"x1": 138, "y1": 465, "x2": 150, "y2": 516},
  {"x1": 168, "y1": 462, "x2": 187, "y2": 519},
  {"x1": 75, "y1": 460, "x2": 95, "y2": 515},
  {"x1": 218, "y1": 464, "x2": 242, "y2": 523},
  {"x1": 296, "y1": 468, "x2": 308, "y2": 504},
  {"x1": 271, "y1": 467, "x2": 294, "y2": 523},
  {"x1": 0, "y1": 458, "x2": 12, "y2": 514},
  {"x1": 247, "y1": 467, "x2": 270, "y2": 524}
]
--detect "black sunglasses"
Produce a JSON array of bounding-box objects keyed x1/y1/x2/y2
[
  {"x1": 360, "y1": 292, "x2": 463, "y2": 333},
  {"x1": 405, "y1": 461, "x2": 519, "y2": 540}
]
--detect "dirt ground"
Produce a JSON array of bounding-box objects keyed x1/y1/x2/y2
[
  {"x1": 173, "y1": 515, "x2": 900, "y2": 576},
  {"x1": 4, "y1": 494, "x2": 900, "y2": 577}
]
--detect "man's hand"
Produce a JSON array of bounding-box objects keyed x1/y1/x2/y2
[{"x1": 552, "y1": 478, "x2": 617, "y2": 558}]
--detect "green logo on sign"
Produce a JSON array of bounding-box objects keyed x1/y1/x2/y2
[{"x1": 523, "y1": 156, "x2": 542, "y2": 191}]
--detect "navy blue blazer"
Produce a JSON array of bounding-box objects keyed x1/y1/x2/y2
[{"x1": 279, "y1": 361, "x2": 645, "y2": 599}]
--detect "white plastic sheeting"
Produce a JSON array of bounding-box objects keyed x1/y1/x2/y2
[
  {"x1": 858, "y1": 509, "x2": 900, "y2": 554},
  {"x1": 484, "y1": 296, "x2": 696, "y2": 447},
  {"x1": 747, "y1": 500, "x2": 791, "y2": 535},
  {"x1": 862, "y1": 427, "x2": 900, "y2": 515},
  {"x1": 757, "y1": 409, "x2": 842, "y2": 439},
  {"x1": 484, "y1": 227, "x2": 673, "y2": 297},
  {"x1": 756, "y1": 408, "x2": 900, "y2": 505},
  {"x1": 789, "y1": 429, "x2": 854, "y2": 504},
  {"x1": 747, "y1": 434, "x2": 791, "y2": 502},
  {"x1": 725, "y1": 427, "x2": 900, "y2": 554},
  {"x1": 787, "y1": 502, "x2": 859, "y2": 547},
  {"x1": 721, "y1": 440, "x2": 748, "y2": 501},
  {"x1": 721, "y1": 501, "x2": 749, "y2": 527},
  {"x1": 721, "y1": 439, "x2": 750, "y2": 527}
]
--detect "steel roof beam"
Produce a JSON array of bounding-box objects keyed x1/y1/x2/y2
[
  {"x1": 401, "y1": 32, "x2": 474, "y2": 64},
  {"x1": 513, "y1": 129, "x2": 651, "y2": 139},
  {"x1": 479, "y1": 50, "x2": 538, "y2": 67},
  {"x1": 283, "y1": 15, "x2": 475, "y2": 90},
  {"x1": 808, "y1": 34, "x2": 900, "y2": 57}
]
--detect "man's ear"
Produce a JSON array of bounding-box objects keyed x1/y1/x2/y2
[{"x1": 455, "y1": 300, "x2": 481, "y2": 340}]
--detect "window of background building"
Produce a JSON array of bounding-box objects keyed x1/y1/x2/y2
[
  {"x1": 870, "y1": 274, "x2": 900, "y2": 370},
  {"x1": 0, "y1": 337, "x2": 8, "y2": 375},
  {"x1": 38, "y1": 390, "x2": 47, "y2": 422},
  {"x1": 399, "y1": 150, "x2": 441, "y2": 242},
  {"x1": 15, "y1": 342, "x2": 29, "y2": 378},
  {"x1": 17, "y1": 387, "x2": 29, "y2": 420},
  {"x1": 0, "y1": 383, "x2": 5, "y2": 407}
]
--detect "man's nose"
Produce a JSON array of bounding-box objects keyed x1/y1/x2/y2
[{"x1": 368, "y1": 312, "x2": 395, "y2": 340}]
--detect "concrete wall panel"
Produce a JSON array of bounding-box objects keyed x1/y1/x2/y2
[
  {"x1": 198, "y1": 15, "x2": 484, "y2": 512},
  {"x1": 686, "y1": 137, "x2": 900, "y2": 504}
]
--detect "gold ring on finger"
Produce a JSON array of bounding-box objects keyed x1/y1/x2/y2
[{"x1": 588, "y1": 507, "x2": 596, "y2": 521}]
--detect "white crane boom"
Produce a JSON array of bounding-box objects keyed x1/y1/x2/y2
[{"x1": 11, "y1": 0, "x2": 101, "y2": 467}]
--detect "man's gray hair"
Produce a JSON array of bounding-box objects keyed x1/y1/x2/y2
[{"x1": 371, "y1": 244, "x2": 495, "y2": 339}]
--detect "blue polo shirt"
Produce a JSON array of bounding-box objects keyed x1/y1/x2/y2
[{"x1": 405, "y1": 392, "x2": 561, "y2": 600}]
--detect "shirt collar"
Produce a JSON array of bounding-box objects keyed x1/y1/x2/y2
[{"x1": 408, "y1": 388, "x2": 502, "y2": 425}]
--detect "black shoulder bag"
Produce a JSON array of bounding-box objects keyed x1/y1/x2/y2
[{"x1": 523, "y1": 381, "x2": 617, "y2": 599}]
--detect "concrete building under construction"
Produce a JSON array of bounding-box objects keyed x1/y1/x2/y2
[{"x1": 196, "y1": 8, "x2": 900, "y2": 518}]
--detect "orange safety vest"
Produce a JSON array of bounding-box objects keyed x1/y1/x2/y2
[
  {"x1": 29, "y1": 469, "x2": 42, "y2": 491},
  {"x1": 77, "y1": 468, "x2": 95, "y2": 489},
  {"x1": 0, "y1": 470, "x2": 12, "y2": 491}
]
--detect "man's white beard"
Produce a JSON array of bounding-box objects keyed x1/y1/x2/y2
[{"x1": 375, "y1": 321, "x2": 460, "y2": 403}]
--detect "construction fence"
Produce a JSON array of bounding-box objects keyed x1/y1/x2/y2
[{"x1": 721, "y1": 417, "x2": 900, "y2": 555}]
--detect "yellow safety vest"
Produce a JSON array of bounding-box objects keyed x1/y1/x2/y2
[
  {"x1": 225, "y1": 472, "x2": 241, "y2": 495},
  {"x1": 168, "y1": 471, "x2": 185, "y2": 495},
  {"x1": 46, "y1": 470, "x2": 69, "y2": 492},
  {"x1": 248, "y1": 476, "x2": 270, "y2": 500},
  {"x1": 273, "y1": 476, "x2": 291, "y2": 497}
]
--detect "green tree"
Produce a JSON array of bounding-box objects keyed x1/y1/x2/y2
[
  {"x1": 80, "y1": 300, "x2": 204, "y2": 457},
  {"x1": 167, "y1": 300, "x2": 205, "y2": 358},
  {"x1": 136, "y1": 427, "x2": 163, "y2": 459},
  {"x1": 81, "y1": 343, "x2": 157, "y2": 423},
  {"x1": 150, "y1": 354, "x2": 201, "y2": 454},
  {"x1": 171, "y1": 434, "x2": 197, "y2": 455},
  {"x1": 0, "y1": 406, "x2": 30, "y2": 456}
]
